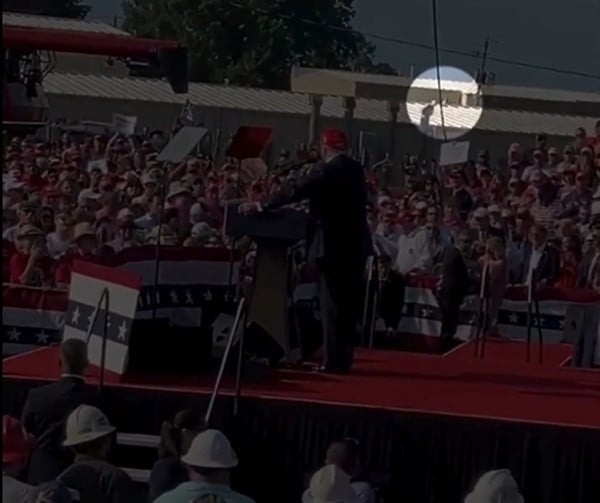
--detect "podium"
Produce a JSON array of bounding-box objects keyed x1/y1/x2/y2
[{"x1": 226, "y1": 207, "x2": 308, "y2": 362}]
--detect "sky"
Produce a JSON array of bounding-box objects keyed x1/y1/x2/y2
[{"x1": 87, "y1": 0, "x2": 600, "y2": 92}]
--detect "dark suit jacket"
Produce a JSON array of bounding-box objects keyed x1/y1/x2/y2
[
  {"x1": 22, "y1": 376, "x2": 101, "y2": 484},
  {"x1": 439, "y1": 245, "x2": 470, "y2": 304},
  {"x1": 469, "y1": 225, "x2": 505, "y2": 245},
  {"x1": 264, "y1": 154, "x2": 372, "y2": 275},
  {"x1": 520, "y1": 243, "x2": 561, "y2": 286}
]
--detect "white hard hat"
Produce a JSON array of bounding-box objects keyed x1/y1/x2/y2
[
  {"x1": 63, "y1": 405, "x2": 116, "y2": 447},
  {"x1": 180, "y1": 429, "x2": 238, "y2": 469},
  {"x1": 307, "y1": 464, "x2": 359, "y2": 503},
  {"x1": 464, "y1": 469, "x2": 523, "y2": 503}
]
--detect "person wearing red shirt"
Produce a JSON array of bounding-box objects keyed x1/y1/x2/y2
[
  {"x1": 55, "y1": 222, "x2": 99, "y2": 288},
  {"x1": 9, "y1": 225, "x2": 54, "y2": 286}
]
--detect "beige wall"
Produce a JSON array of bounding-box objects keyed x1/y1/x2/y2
[
  {"x1": 53, "y1": 53, "x2": 129, "y2": 77},
  {"x1": 46, "y1": 93, "x2": 572, "y2": 175}
]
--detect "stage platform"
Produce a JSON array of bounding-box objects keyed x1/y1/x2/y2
[{"x1": 3, "y1": 340, "x2": 600, "y2": 503}]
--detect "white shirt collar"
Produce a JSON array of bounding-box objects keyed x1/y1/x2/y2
[{"x1": 61, "y1": 373, "x2": 85, "y2": 380}]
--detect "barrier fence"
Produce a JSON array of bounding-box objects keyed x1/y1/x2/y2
[{"x1": 3, "y1": 245, "x2": 599, "y2": 366}]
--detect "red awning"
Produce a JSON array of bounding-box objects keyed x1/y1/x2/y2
[{"x1": 3, "y1": 26, "x2": 178, "y2": 58}]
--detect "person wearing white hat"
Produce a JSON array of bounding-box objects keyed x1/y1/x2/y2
[
  {"x1": 54, "y1": 222, "x2": 99, "y2": 288},
  {"x1": 58, "y1": 405, "x2": 138, "y2": 503},
  {"x1": 464, "y1": 469, "x2": 524, "y2": 503},
  {"x1": 302, "y1": 464, "x2": 359, "y2": 503},
  {"x1": 470, "y1": 206, "x2": 504, "y2": 252},
  {"x1": 155, "y1": 429, "x2": 254, "y2": 503}
]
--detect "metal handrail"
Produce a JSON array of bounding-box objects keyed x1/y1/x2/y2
[
  {"x1": 83, "y1": 287, "x2": 110, "y2": 393},
  {"x1": 204, "y1": 297, "x2": 246, "y2": 424}
]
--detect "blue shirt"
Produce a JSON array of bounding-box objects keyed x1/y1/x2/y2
[{"x1": 154, "y1": 481, "x2": 255, "y2": 503}]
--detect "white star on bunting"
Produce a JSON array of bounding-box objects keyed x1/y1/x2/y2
[
  {"x1": 71, "y1": 306, "x2": 80, "y2": 325},
  {"x1": 421, "y1": 307, "x2": 433, "y2": 317},
  {"x1": 87, "y1": 312, "x2": 95, "y2": 330},
  {"x1": 508, "y1": 313, "x2": 518, "y2": 324},
  {"x1": 186, "y1": 290, "x2": 194, "y2": 304},
  {"x1": 203, "y1": 290, "x2": 213, "y2": 301},
  {"x1": 117, "y1": 321, "x2": 128, "y2": 341},
  {"x1": 170, "y1": 290, "x2": 179, "y2": 304},
  {"x1": 8, "y1": 328, "x2": 20, "y2": 341},
  {"x1": 36, "y1": 330, "x2": 49, "y2": 344}
]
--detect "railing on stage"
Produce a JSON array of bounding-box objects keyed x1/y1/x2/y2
[
  {"x1": 204, "y1": 297, "x2": 247, "y2": 424},
  {"x1": 4, "y1": 262, "x2": 600, "y2": 367},
  {"x1": 83, "y1": 287, "x2": 110, "y2": 393}
]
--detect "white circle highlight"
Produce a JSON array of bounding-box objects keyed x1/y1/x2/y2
[{"x1": 405, "y1": 66, "x2": 483, "y2": 141}]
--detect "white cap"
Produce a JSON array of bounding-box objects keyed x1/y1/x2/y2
[
  {"x1": 181, "y1": 429, "x2": 238, "y2": 469},
  {"x1": 3, "y1": 178, "x2": 24, "y2": 192},
  {"x1": 63, "y1": 405, "x2": 116, "y2": 447},
  {"x1": 190, "y1": 203, "x2": 203, "y2": 223},
  {"x1": 77, "y1": 191, "x2": 102, "y2": 205},
  {"x1": 191, "y1": 222, "x2": 213, "y2": 239},
  {"x1": 487, "y1": 204, "x2": 500, "y2": 214},
  {"x1": 464, "y1": 469, "x2": 523, "y2": 503},
  {"x1": 167, "y1": 182, "x2": 191, "y2": 201},
  {"x1": 117, "y1": 208, "x2": 134, "y2": 221},
  {"x1": 414, "y1": 201, "x2": 428, "y2": 211},
  {"x1": 474, "y1": 207, "x2": 488, "y2": 218},
  {"x1": 306, "y1": 465, "x2": 359, "y2": 503}
]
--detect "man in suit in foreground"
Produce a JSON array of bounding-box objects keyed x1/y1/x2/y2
[
  {"x1": 437, "y1": 230, "x2": 475, "y2": 351},
  {"x1": 22, "y1": 338, "x2": 101, "y2": 484},
  {"x1": 241, "y1": 128, "x2": 372, "y2": 373}
]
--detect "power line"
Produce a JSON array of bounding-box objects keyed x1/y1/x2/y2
[
  {"x1": 227, "y1": 1, "x2": 600, "y2": 81},
  {"x1": 430, "y1": 0, "x2": 447, "y2": 141}
]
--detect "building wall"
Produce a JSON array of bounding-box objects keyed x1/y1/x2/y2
[
  {"x1": 53, "y1": 53, "x2": 129, "y2": 77},
  {"x1": 47, "y1": 93, "x2": 572, "y2": 179}
]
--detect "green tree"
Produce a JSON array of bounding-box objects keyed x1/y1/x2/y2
[
  {"x1": 122, "y1": 0, "x2": 394, "y2": 88},
  {"x1": 2, "y1": 0, "x2": 90, "y2": 18}
]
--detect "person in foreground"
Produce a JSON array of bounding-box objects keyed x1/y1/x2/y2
[
  {"x1": 308, "y1": 439, "x2": 375, "y2": 503},
  {"x1": 2, "y1": 415, "x2": 36, "y2": 502},
  {"x1": 240, "y1": 128, "x2": 372, "y2": 373},
  {"x1": 21, "y1": 338, "x2": 101, "y2": 484},
  {"x1": 464, "y1": 469, "x2": 524, "y2": 503},
  {"x1": 302, "y1": 464, "x2": 359, "y2": 503},
  {"x1": 58, "y1": 404, "x2": 138, "y2": 503},
  {"x1": 149, "y1": 409, "x2": 207, "y2": 501},
  {"x1": 154, "y1": 429, "x2": 254, "y2": 503}
]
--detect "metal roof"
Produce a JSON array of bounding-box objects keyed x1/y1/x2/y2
[
  {"x1": 291, "y1": 66, "x2": 600, "y2": 105},
  {"x1": 2, "y1": 12, "x2": 130, "y2": 36},
  {"x1": 43, "y1": 73, "x2": 596, "y2": 137}
]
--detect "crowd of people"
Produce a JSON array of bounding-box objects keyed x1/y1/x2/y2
[
  {"x1": 5, "y1": 114, "x2": 600, "y2": 502},
  {"x1": 4, "y1": 124, "x2": 600, "y2": 286},
  {"x1": 3, "y1": 121, "x2": 600, "y2": 346},
  {"x1": 3, "y1": 339, "x2": 526, "y2": 503}
]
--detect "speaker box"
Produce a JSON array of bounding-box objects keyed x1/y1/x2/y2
[
  {"x1": 160, "y1": 47, "x2": 189, "y2": 94},
  {"x1": 127, "y1": 318, "x2": 213, "y2": 374}
]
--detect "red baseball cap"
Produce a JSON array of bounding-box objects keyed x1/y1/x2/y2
[
  {"x1": 2, "y1": 415, "x2": 36, "y2": 464},
  {"x1": 321, "y1": 128, "x2": 348, "y2": 151}
]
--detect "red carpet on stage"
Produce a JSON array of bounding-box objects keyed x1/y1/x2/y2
[{"x1": 4, "y1": 339, "x2": 599, "y2": 429}]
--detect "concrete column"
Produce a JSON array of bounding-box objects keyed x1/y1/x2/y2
[
  {"x1": 387, "y1": 100, "x2": 400, "y2": 163},
  {"x1": 343, "y1": 97, "x2": 356, "y2": 154},
  {"x1": 308, "y1": 94, "x2": 323, "y2": 145}
]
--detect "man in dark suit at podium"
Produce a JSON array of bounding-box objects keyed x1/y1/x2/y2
[{"x1": 241, "y1": 128, "x2": 372, "y2": 373}]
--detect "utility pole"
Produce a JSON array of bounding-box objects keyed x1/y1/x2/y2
[{"x1": 476, "y1": 36, "x2": 494, "y2": 89}]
